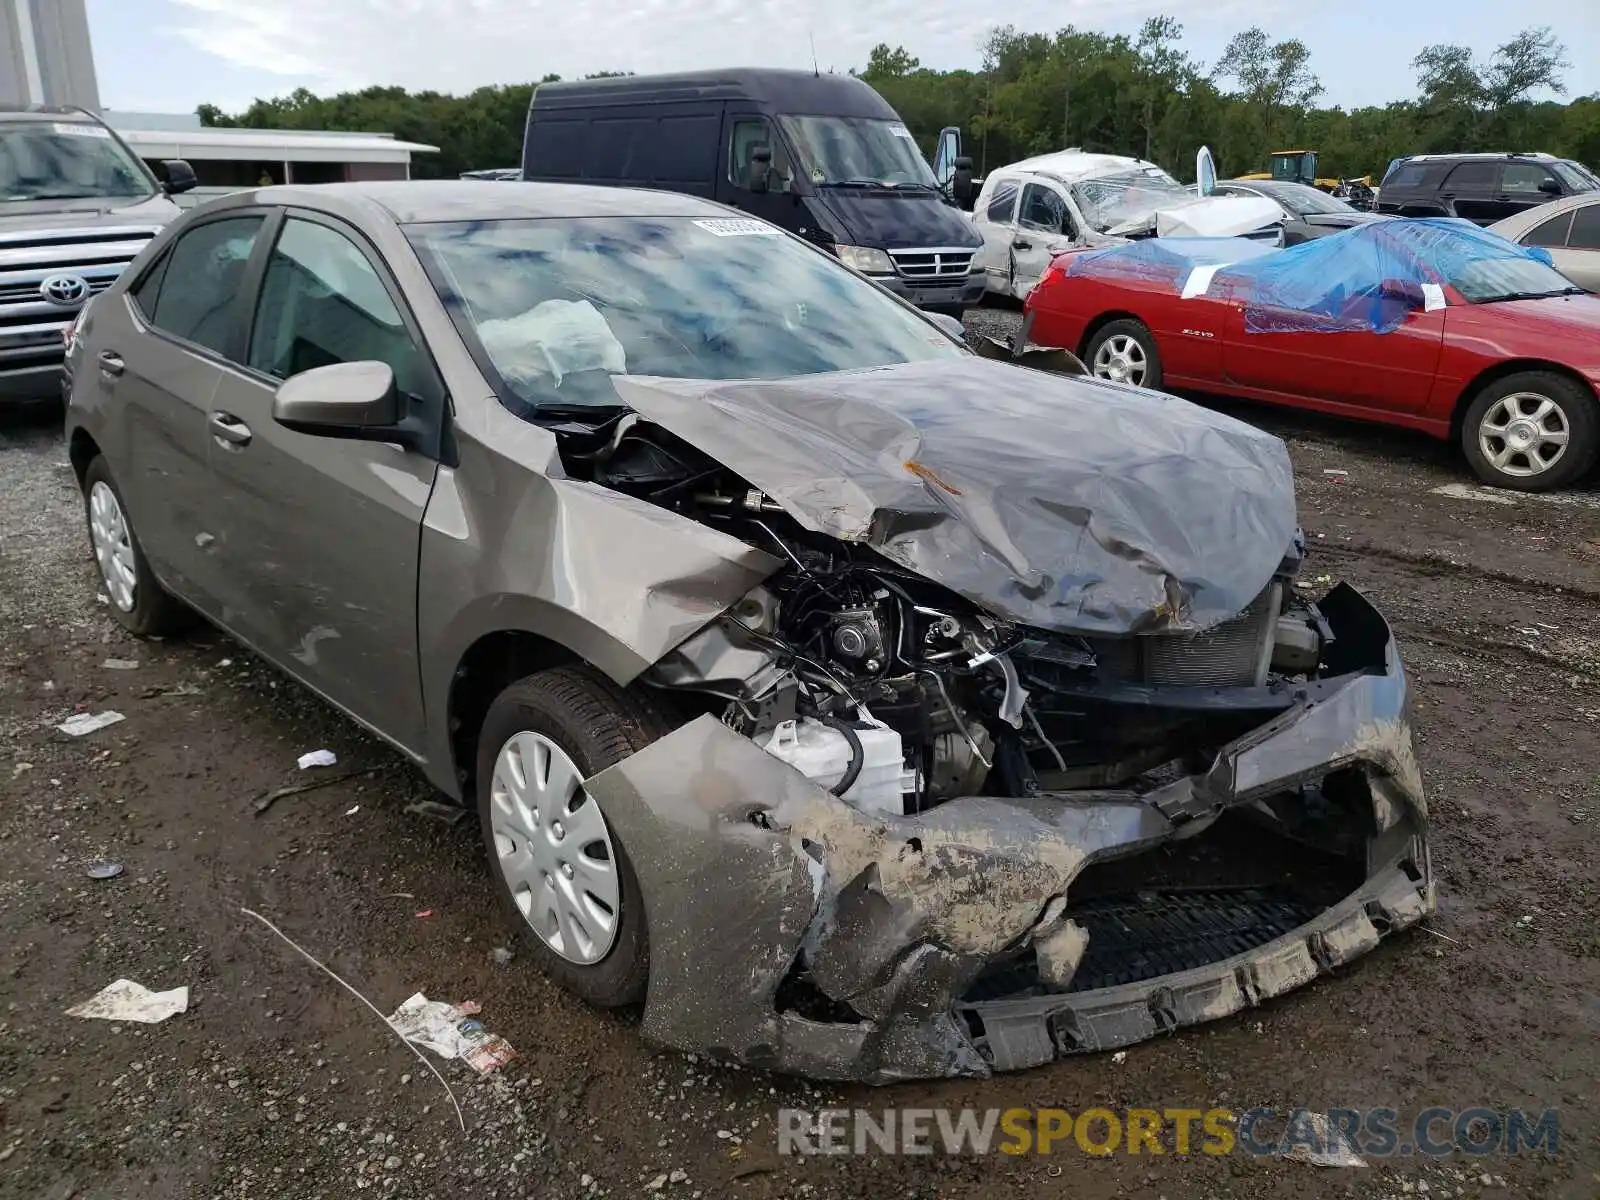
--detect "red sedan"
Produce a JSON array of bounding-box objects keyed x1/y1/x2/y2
[{"x1": 1023, "y1": 220, "x2": 1600, "y2": 491}]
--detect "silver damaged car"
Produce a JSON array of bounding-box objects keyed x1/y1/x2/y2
[{"x1": 64, "y1": 181, "x2": 1433, "y2": 1083}]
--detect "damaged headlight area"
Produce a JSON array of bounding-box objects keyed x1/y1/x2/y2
[{"x1": 566, "y1": 415, "x2": 1432, "y2": 1083}]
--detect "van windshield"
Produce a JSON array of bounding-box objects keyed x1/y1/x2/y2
[
  {"x1": 779, "y1": 116, "x2": 938, "y2": 189},
  {"x1": 0, "y1": 121, "x2": 156, "y2": 203},
  {"x1": 407, "y1": 215, "x2": 967, "y2": 416}
]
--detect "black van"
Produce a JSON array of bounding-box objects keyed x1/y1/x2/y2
[{"x1": 522, "y1": 69, "x2": 986, "y2": 314}]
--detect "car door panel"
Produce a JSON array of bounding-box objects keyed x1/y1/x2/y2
[
  {"x1": 1012, "y1": 182, "x2": 1080, "y2": 298},
  {"x1": 1221, "y1": 302, "x2": 1446, "y2": 415},
  {"x1": 207, "y1": 212, "x2": 440, "y2": 752},
  {"x1": 106, "y1": 213, "x2": 267, "y2": 613}
]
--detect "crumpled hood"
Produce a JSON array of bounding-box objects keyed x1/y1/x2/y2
[{"x1": 611, "y1": 358, "x2": 1298, "y2": 636}]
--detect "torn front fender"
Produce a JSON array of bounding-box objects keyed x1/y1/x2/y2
[{"x1": 583, "y1": 586, "x2": 1431, "y2": 1083}]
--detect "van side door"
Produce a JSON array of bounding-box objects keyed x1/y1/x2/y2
[{"x1": 720, "y1": 109, "x2": 798, "y2": 231}]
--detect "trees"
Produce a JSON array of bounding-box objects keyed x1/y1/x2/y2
[{"x1": 197, "y1": 22, "x2": 1597, "y2": 182}]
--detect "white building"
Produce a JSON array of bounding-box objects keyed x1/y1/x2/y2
[{"x1": 3, "y1": 0, "x2": 438, "y2": 198}]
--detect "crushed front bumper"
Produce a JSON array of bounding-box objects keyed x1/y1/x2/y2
[{"x1": 586, "y1": 584, "x2": 1432, "y2": 1083}]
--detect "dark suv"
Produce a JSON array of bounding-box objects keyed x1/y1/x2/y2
[{"x1": 1377, "y1": 153, "x2": 1600, "y2": 225}]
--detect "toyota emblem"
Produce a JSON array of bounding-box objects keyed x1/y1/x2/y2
[{"x1": 40, "y1": 274, "x2": 90, "y2": 306}]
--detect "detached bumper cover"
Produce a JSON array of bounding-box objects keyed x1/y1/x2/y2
[{"x1": 585, "y1": 585, "x2": 1432, "y2": 1083}]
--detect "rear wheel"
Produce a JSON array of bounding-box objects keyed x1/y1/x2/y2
[
  {"x1": 81, "y1": 456, "x2": 194, "y2": 637},
  {"x1": 1461, "y1": 371, "x2": 1599, "y2": 492},
  {"x1": 1085, "y1": 318, "x2": 1163, "y2": 390},
  {"x1": 475, "y1": 665, "x2": 667, "y2": 1008}
]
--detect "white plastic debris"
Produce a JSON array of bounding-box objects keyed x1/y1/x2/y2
[
  {"x1": 1111, "y1": 1050, "x2": 1127, "y2": 1064},
  {"x1": 1322, "y1": 468, "x2": 1349, "y2": 477},
  {"x1": 100, "y1": 658, "x2": 140, "y2": 670},
  {"x1": 386, "y1": 993, "x2": 517, "y2": 1074},
  {"x1": 1282, "y1": 1111, "x2": 1366, "y2": 1168},
  {"x1": 66, "y1": 979, "x2": 189, "y2": 1024},
  {"x1": 298, "y1": 749, "x2": 338, "y2": 770},
  {"x1": 57, "y1": 711, "x2": 125, "y2": 737},
  {"x1": 345, "y1": 805, "x2": 360, "y2": 816}
]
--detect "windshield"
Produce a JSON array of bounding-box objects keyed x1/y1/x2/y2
[
  {"x1": 1267, "y1": 183, "x2": 1355, "y2": 217},
  {"x1": 1448, "y1": 255, "x2": 1584, "y2": 303},
  {"x1": 1069, "y1": 167, "x2": 1188, "y2": 233},
  {"x1": 407, "y1": 216, "x2": 966, "y2": 415},
  {"x1": 1553, "y1": 161, "x2": 1600, "y2": 192},
  {"x1": 778, "y1": 116, "x2": 938, "y2": 188},
  {"x1": 0, "y1": 121, "x2": 155, "y2": 202}
]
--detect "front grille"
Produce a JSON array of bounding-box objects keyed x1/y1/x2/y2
[
  {"x1": 0, "y1": 225, "x2": 157, "y2": 354},
  {"x1": 1141, "y1": 583, "x2": 1280, "y2": 687},
  {"x1": 963, "y1": 887, "x2": 1323, "y2": 1001},
  {"x1": 889, "y1": 247, "x2": 975, "y2": 280}
]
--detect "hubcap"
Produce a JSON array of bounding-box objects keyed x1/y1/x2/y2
[
  {"x1": 1477, "y1": 392, "x2": 1570, "y2": 478},
  {"x1": 1092, "y1": 334, "x2": 1148, "y2": 386},
  {"x1": 489, "y1": 732, "x2": 619, "y2": 964},
  {"x1": 88, "y1": 481, "x2": 137, "y2": 612}
]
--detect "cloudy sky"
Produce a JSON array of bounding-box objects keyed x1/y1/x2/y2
[{"x1": 89, "y1": 0, "x2": 1598, "y2": 117}]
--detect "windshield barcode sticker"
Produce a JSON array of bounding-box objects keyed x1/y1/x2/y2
[
  {"x1": 889, "y1": 124, "x2": 915, "y2": 139},
  {"x1": 694, "y1": 218, "x2": 781, "y2": 237},
  {"x1": 52, "y1": 123, "x2": 111, "y2": 138}
]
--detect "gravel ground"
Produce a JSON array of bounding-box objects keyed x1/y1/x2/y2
[{"x1": 1, "y1": 317, "x2": 1596, "y2": 1199}]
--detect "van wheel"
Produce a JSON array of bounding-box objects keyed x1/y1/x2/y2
[
  {"x1": 475, "y1": 666, "x2": 668, "y2": 1009},
  {"x1": 1085, "y1": 319, "x2": 1163, "y2": 390},
  {"x1": 81, "y1": 456, "x2": 194, "y2": 637},
  {"x1": 1461, "y1": 371, "x2": 1599, "y2": 492}
]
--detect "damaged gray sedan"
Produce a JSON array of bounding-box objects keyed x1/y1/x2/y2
[{"x1": 64, "y1": 181, "x2": 1432, "y2": 1083}]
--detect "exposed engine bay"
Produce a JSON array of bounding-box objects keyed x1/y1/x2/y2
[
  {"x1": 566, "y1": 413, "x2": 1324, "y2": 817},
  {"x1": 534, "y1": 358, "x2": 1431, "y2": 1083}
]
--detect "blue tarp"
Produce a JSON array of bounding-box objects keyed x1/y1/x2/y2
[{"x1": 1063, "y1": 218, "x2": 1559, "y2": 335}]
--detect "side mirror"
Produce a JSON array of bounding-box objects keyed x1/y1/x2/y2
[
  {"x1": 161, "y1": 159, "x2": 198, "y2": 195},
  {"x1": 273, "y1": 361, "x2": 402, "y2": 438},
  {"x1": 1538, "y1": 178, "x2": 1562, "y2": 196},
  {"x1": 926, "y1": 311, "x2": 964, "y2": 340},
  {"x1": 747, "y1": 145, "x2": 772, "y2": 194}
]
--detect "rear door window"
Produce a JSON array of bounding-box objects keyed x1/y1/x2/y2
[
  {"x1": 148, "y1": 215, "x2": 265, "y2": 356},
  {"x1": 1522, "y1": 211, "x2": 1573, "y2": 248},
  {"x1": 984, "y1": 178, "x2": 1020, "y2": 224},
  {"x1": 1569, "y1": 204, "x2": 1600, "y2": 251},
  {"x1": 1443, "y1": 162, "x2": 1499, "y2": 192}
]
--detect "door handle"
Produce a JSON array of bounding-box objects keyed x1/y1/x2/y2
[
  {"x1": 97, "y1": 351, "x2": 124, "y2": 377},
  {"x1": 209, "y1": 411, "x2": 252, "y2": 448},
  {"x1": 1013, "y1": 237, "x2": 1033, "y2": 250}
]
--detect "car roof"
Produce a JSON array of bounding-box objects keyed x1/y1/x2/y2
[
  {"x1": 988, "y1": 150, "x2": 1162, "y2": 187},
  {"x1": 198, "y1": 180, "x2": 737, "y2": 225},
  {"x1": 1400, "y1": 152, "x2": 1563, "y2": 164},
  {"x1": 532, "y1": 68, "x2": 898, "y2": 121},
  {"x1": 0, "y1": 105, "x2": 101, "y2": 124}
]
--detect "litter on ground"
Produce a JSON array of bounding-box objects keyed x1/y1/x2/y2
[
  {"x1": 57, "y1": 711, "x2": 125, "y2": 737},
  {"x1": 297, "y1": 749, "x2": 338, "y2": 769},
  {"x1": 66, "y1": 978, "x2": 189, "y2": 1024},
  {"x1": 100, "y1": 658, "x2": 140, "y2": 670},
  {"x1": 387, "y1": 992, "x2": 518, "y2": 1075}
]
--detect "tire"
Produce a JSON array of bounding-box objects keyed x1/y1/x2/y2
[
  {"x1": 475, "y1": 665, "x2": 669, "y2": 1009},
  {"x1": 81, "y1": 455, "x2": 195, "y2": 637},
  {"x1": 1084, "y1": 318, "x2": 1163, "y2": 390},
  {"x1": 1460, "y1": 371, "x2": 1600, "y2": 493}
]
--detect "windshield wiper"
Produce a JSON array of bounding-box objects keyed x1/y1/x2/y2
[
  {"x1": 1480, "y1": 287, "x2": 1585, "y2": 303},
  {"x1": 886, "y1": 180, "x2": 937, "y2": 192},
  {"x1": 820, "y1": 179, "x2": 889, "y2": 189}
]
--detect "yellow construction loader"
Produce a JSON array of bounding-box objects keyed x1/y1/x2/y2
[{"x1": 1238, "y1": 150, "x2": 1374, "y2": 205}]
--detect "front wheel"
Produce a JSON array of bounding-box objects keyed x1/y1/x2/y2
[
  {"x1": 475, "y1": 666, "x2": 667, "y2": 1009},
  {"x1": 81, "y1": 456, "x2": 194, "y2": 637},
  {"x1": 1084, "y1": 318, "x2": 1163, "y2": 390},
  {"x1": 1461, "y1": 372, "x2": 1599, "y2": 492}
]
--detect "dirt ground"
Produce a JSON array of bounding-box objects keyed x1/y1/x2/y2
[{"x1": 2, "y1": 315, "x2": 1596, "y2": 1200}]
